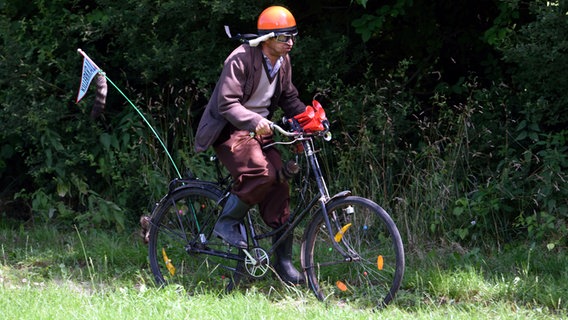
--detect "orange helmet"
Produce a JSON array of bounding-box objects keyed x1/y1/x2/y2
[{"x1": 257, "y1": 6, "x2": 297, "y2": 35}]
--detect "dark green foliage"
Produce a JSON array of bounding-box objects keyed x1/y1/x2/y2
[
  {"x1": 502, "y1": 1, "x2": 568, "y2": 129},
  {"x1": 0, "y1": 0, "x2": 566, "y2": 248}
]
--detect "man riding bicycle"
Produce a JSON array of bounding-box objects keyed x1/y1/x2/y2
[{"x1": 194, "y1": 6, "x2": 307, "y2": 285}]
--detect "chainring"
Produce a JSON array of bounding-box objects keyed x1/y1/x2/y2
[{"x1": 243, "y1": 247, "x2": 270, "y2": 278}]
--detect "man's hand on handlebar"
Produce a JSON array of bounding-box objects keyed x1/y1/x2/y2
[{"x1": 255, "y1": 118, "x2": 273, "y2": 136}]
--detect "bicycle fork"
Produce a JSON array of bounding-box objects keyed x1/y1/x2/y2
[{"x1": 302, "y1": 139, "x2": 353, "y2": 259}]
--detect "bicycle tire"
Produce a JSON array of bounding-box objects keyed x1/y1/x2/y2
[
  {"x1": 301, "y1": 196, "x2": 405, "y2": 308},
  {"x1": 148, "y1": 182, "x2": 241, "y2": 293}
]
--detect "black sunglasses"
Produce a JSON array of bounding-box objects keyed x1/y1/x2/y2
[{"x1": 273, "y1": 33, "x2": 298, "y2": 43}]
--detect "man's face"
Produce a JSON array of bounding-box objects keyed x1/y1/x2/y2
[{"x1": 263, "y1": 34, "x2": 295, "y2": 58}]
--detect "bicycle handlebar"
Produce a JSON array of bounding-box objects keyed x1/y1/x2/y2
[
  {"x1": 269, "y1": 122, "x2": 332, "y2": 141},
  {"x1": 251, "y1": 121, "x2": 332, "y2": 144},
  {"x1": 269, "y1": 123, "x2": 298, "y2": 137}
]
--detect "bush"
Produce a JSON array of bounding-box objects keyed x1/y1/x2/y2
[{"x1": 1, "y1": 0, "x2": 565, "y2": 248}]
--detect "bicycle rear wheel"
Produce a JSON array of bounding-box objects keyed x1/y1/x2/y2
[
  {"x1": 147, "y1": 183, "x2": 241, "y2": 293},
  {"x1": 302, "y1": 196, "x2": 404, "y2": 308}
]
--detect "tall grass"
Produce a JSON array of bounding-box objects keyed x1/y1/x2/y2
[
  {"x1": 0, "y1": 221, "x2": 565, "y2": 319},
  {"x1": 311, "y1": 73, "x2": 567, "y2": 254}
]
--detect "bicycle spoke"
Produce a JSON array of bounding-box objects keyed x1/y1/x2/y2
[{"x1": 154, "y1": 220, "x2": 190, "y2": 243}]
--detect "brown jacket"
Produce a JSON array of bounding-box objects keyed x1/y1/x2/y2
[{"x1": 194, "y1": 44, "x2": 305, "y2": 152}]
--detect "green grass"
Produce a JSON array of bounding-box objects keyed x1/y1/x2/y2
[{"x1": 1, "y1": 222, "x2": 566, "y2": 319}]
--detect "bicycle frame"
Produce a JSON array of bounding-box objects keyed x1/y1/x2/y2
[
  {"x1": 183, "y1": 125, "x2": 353, "y2": 265},
  {"x1": 148, "y1": 120, "x2": 405, "y2": 306},
  {"x1": 256, "y1": 133, "x2": 351, "y2": 256}
]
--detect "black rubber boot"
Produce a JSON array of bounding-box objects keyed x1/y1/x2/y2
[
  {"x1": 273, "y1": 232, "x2": 305, "y2": 284},
  {"x1": 213, "y1": 194, "x2": 249, "y2": 249}
]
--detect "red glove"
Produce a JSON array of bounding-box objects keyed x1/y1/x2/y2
[{"x1": 294, "y1": 100, "x2": 327, "y2": 133}]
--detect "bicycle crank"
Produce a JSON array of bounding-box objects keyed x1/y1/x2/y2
[{"x1": 242, "y1": 248, "x2": 270, "y2": 278}]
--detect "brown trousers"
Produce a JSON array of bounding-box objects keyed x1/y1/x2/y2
[{"x1": 214, "y1": 128, "x2": 290, "y2": 228}]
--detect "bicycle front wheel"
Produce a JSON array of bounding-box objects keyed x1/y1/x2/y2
[
  {"x1": 302, "y1": 196, "x2": 405, "y2": 308},
  {"x1": 148, "y1": 183, "x2": 239, "y2": 293}
]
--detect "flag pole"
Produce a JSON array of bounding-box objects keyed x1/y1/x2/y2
[
  {"x1": 77, "y1": 49, "x2": 183, "y2": 179},
  {"x1": 103, "y1": 75, "x2": 183, "y2": 179}
]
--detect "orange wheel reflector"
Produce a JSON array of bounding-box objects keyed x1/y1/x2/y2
[
  {"x1": 377, "y1": 255, "x2": 384, "y2": 270},
  {"x1": 336, "y1": 280, "x2": 348, "y2": 292}
]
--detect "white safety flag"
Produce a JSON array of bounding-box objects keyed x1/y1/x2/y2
[{"x1": 76, "y1": 49, "x2": 101, "y2": 103}]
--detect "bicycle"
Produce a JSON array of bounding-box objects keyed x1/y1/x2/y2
[{"x1": 145, "y1": 104, "x2": 405, "y2": 308}]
